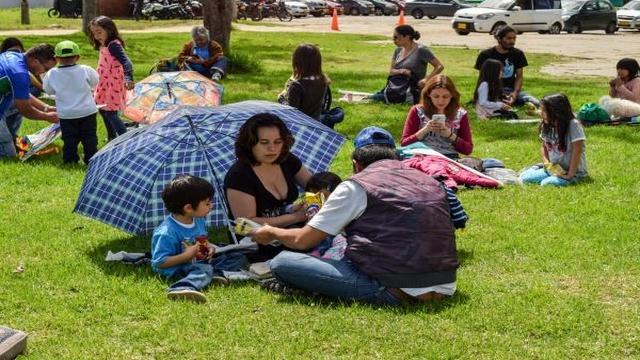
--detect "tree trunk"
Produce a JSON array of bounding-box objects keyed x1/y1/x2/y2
[
  {"x1": 21, "y1": 0, "x2": 30, "y2": 25},
  {"x1": 202, "y1": 0, "x2": 234, "y2": 51},
  {"x1": 82, "y1": 0, "x2": 98, "y2": 35}
]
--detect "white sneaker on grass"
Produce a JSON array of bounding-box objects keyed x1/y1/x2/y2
[
  {"x1": 167, "y1": 289, "x2": 207, "y2": 303},
  {"x1": 211, "y1": 276, "x2": 229, "y2": 286},
  {"x1": 211, "y1": 72, "x2": 223, "y2": 81}
]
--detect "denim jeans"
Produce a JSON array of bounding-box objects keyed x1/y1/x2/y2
[
  {"x1": 99, "y1": 110, "x2": 127, "y2": 141},
  {"x1": 270, "y1": 251, "x2": 401, "y2": 305},
  {"x1": 503, "y1": 87, "x2": 540, "y2": 107},
  {"x1": 185, "y1": 56, "x2": 229, "y2": 78},
  {"x1": 0, "y1": 115, "x2": 17, "y2": 158},
  {"x1": 169, "y1": 252, "x2": 246, "y2": 292},
  {"x1": 4, "y1": 106, "x2": 22, "y2": 140},
  {"x1": 519, "y1": 166, "x2": 579, "y2": 187},
  {"x1": 59, "y1": 113, "x2": 98, "y2": 164}
]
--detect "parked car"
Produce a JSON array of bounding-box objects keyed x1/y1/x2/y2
[
  {"x1": 386, "y1": 0, "x2": 406, "y2": 10},
  {"x1": 338, "y1": 0, "x2": 376, "y2": 15},
  {"x1": 302, "y1": 0, "x2": 329, "y2": 16},
  {"x1": 451, "y1": 0, "x2": 563, "y2": 35},
  {"x1": 562, "y1": 0, "x2": 617, "y2": 33},
  {"x1": 325, "y1": 0, "x2": 345, "y2": 13},
  {"x1": 285, "y1": 0, "x2": 311, "y2": 16},
  {"x1": 617, "y1": 0, "x2": 640, "y2": 30},
  {"x1": 405, "y1": 0, "x2": 470, "y2": 19},
  {"x1": 369, "y1": 0, "x2": 399, "y2": 14}
]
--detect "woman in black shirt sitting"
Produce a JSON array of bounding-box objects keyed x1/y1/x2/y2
[
  {"x1": 277, "y1": 44, "x2": 329, "y2": 121},
  {"x1": 224, "y1": 113, "x2": 312, "y2": 260}
]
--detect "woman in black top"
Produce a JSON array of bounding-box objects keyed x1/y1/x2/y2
[
  {"x1": 224, "y1": 113, "x2": 312, "y2": 259},
  {"x1": 277, "y1": 44, "x2": 329, "y2": 120}
]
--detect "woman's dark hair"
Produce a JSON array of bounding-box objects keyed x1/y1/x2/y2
[
  {"x1": 474, "y1": 59, "x2": 503, "y2": 105},
  {"x1": 495, "y1": 25, "x2": 516, "y2": 40},
  {"x1": 1, "y1": 37, "x2": 24, "y2": 53},
  {"x1": 616, "y1": 58, "x2": 639, "y2": 80},
  {"x1": 162, "y1": 175, "x2": 214, "y2": 215},
  {"x1": 292, "y1": 43, "x2": 327, "y2": 83},
  {"x1": 352, "y1": 145, "x2": 398, "y2": 169},
  {"x1": 539, "y1": 93, "x2": 574, "y2": 152},
  {"x1": 88, "y1": 16, "x2": 125, "y2": 50},
  {"x1": 420, "y1": 75, "x2": 461, "y2": 121},
  {"x1": 235, "y1": 113, "x2": 295, "y2": 166},
  {"x1": 395, "y1": 25, "x2": 420, "y2": 40},
  {"x1": 305, "y1": 172, "x2": 342, "y2": 193}
]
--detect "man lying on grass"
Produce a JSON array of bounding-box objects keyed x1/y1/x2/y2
[{"x1": 251, "y1": 126, "x2": 463, "y2": 305}]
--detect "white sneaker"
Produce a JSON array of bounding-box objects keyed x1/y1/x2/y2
[
  {"x1": 211, "y1": 276, "x2": 229, "y2": 286},
  {"x1": 211, "y1": 72, "x2": 222, "y2": 81},
  {"x1": 167, "y1": 289, "x2": 207, "y2": 303}
]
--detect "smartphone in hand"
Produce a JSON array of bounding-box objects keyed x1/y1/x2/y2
[{"x1": 432, "y1": 114, "x2": 446, "y2": 125}]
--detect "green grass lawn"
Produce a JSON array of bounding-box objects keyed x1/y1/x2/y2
[{"x1": 1, "y1": 30, "x2": 640, "y2": 359}]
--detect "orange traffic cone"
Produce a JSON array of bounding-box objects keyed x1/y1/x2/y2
[
  {"x1": 396, "y1": 9, "x2": 406, "y2": 26},
  {"x1": 331, "y1": 7, "x2": 340, "y2": 31}
]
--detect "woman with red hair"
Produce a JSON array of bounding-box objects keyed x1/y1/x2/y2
[{"x1": 400, "y1": 75, "x2": 473, "y2": 159}]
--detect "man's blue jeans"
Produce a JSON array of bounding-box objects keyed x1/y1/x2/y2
[
  {"x1": 270, "y1": 251, "x2": 401, "y2": 305},
  {"x1": 169, "y1": 252, "x2": 246, "y2": 292},
  {"x1": 185, "y1": 56, "x2": 229, "y2": 79},
  {"x1": 0, "y1": 115, "x2": 17, "y2": 158},
  {"x1": 503, "y1": 87, "x2": 540, "y2": 107}
]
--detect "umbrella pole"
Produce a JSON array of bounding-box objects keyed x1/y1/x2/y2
[{"x1": 186, "y1": 115, "x2": 240, "y2": 244}]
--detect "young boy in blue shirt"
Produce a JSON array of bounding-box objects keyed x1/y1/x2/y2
[{"x1": 151, "y1": 175, "x2": 246, "y2": 303}]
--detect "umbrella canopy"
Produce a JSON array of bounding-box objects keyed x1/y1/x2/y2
[
  {"x1": 124, "y1": 71, "x2": 222, "y2": 124},
  {"x1": 74, "y1": 101, "x2": 346, "y2": 235}
]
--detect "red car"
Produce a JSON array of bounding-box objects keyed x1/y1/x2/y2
[{"x1": 325, "y1": 0, "x2": 344, "y2": 14}]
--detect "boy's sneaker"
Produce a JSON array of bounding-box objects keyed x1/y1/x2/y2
[
  {"x1": 211, "y1": 276, "x2": 229, "y2": 286},
  {"x1": 167, "y1": 289, "x2": 207, "y2": 303}
]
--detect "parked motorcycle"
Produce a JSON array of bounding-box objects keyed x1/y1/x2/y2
[
  {"x1": 243, "y1": 1, "x2": 264, "y2": 21},
  {"x1": 141, "y1": 0, "x2": 195, "y2": 19},
  {"x1": 263, "y1": 0, "x2": 292, "y2": 21}
]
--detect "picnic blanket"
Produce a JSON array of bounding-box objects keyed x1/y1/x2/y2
[{"x1": 337, "y1": 89, "x2": 372, "y2": 103}]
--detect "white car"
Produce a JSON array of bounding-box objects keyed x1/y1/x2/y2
[
  {"x1": 617, "y1": 0, "x2": 640, "y2": 30},
  {"x1": 451, "y1": 0, "x2": 563, "y2": 35},
  {"x1": 285, "y1": 1, "x2": 311, "y2": 16}
]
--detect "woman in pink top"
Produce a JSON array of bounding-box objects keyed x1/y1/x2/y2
[
  {"x1": 401, "y1": 75, "x2": 473, "y2": 159},
  {"x1": 609, "y1": 58, "x2": 640, "y2": 104},
  {"x1": 88, "y1": 16, "x2": 134, "y2": 141}
]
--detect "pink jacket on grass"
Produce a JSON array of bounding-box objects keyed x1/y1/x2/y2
[{"x1": 402, "y1": 155, "x2": 501, "y2": 190}]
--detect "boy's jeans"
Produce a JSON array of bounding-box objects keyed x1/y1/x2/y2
[
  {"x1": 270, "y1": 251, "x2": 401, "y2": 305},
  {"x1": 169, "y1": 252, "x2": 246, "y2": 292},
  {"x1": 59, "y1": 113, "x2": 98, "y2": 164}
]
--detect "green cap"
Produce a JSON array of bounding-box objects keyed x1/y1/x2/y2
[{"x1": 54, "y1": 40, "x2": 80, "y2": 58}]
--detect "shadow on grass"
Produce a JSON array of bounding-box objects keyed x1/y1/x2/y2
[{"x1": 86, "y1": 234, "x2": 158, "y2": 281}]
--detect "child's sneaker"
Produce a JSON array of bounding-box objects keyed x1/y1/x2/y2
[
  {"x1": 211, "y1": 72, "x2": 223, "y2": 81},
  {"x1": 167, "y1": 289, "x2": 207, "y2": 303},
  {"x1": 211, "y1": 276, "x2": 229, "y2": 286}
]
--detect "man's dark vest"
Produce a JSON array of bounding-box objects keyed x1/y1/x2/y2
[{"x1": 345, "y1": 159, "x2": 459, "y2": 288}]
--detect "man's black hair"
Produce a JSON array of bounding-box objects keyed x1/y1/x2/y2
[
  {"x1": 352, "y1": 145, "x2": 398, "y2": 169},
  {"x1": 494, "y1": 25, "x2": 516, "y2": 40},
  {"x1": 24, "y1": 43, "x2": 55, "y2": 63},
  {"x1": 161, "y1": 175, "x2": 214, "y2": 215}
]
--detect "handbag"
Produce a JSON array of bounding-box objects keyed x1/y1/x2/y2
[
  {"x1": 383, "y1": 74, "x2": 412, "y2": 104},
  {"x1": 577, "y1": 103, "x2": 610, "y2": 123}
]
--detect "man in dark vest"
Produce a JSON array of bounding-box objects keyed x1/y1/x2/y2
[{"x1": 251, "y1": 126, "x2": 460, "y2": 305}]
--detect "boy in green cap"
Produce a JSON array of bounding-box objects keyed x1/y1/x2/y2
[{"x1": 42, "y1": 40, "x2": 99, "y2": 164}]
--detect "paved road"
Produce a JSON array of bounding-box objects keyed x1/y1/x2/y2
[{"x1": 2, "y1": 16, "x2": 637, "y2": 76}]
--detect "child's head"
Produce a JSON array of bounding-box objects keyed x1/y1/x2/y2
[
  {"x1": 1, "y1": 37, "x2": 24, "y2": 53},
  {"x1": 616, "y1": 58, "x2": 639, "y2": 81},
  {"x1": 54, "y1": 40, "x2": 80, "y2": 65},
  {"x1": 292, "y1": 43, "x2": 324, "y2": 80},
  {"x1": 420, "y1": 75, "x2": 460, "y2": 120},
  {"x1": 474, "y1": 59, "x2": 503, "y2": 104},
  {"x1": 162, "y1": 175, "x2": 214, "y2": 217},
  {"x1": 539, "y1": 93, "x2": 574, "y2": 151},
  {"x1": 88, "y1": 16, "x2": 124, "y2": 50},
  {"x1": 305, "y1": 172, "x2": 342, "y2": 198}
]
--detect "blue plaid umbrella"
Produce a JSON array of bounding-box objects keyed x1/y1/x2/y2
[{"x1": 74, "y1": 100, "x2": 346, "y2": 235}]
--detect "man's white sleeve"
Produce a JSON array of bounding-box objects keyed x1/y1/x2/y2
[{"x1": 307, "y1": 180, "x2": 367, "y2": 236}]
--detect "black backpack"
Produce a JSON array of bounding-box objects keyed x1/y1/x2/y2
[{"x1": 383, "y1": 74, "x2": 412, "y2": 104}]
